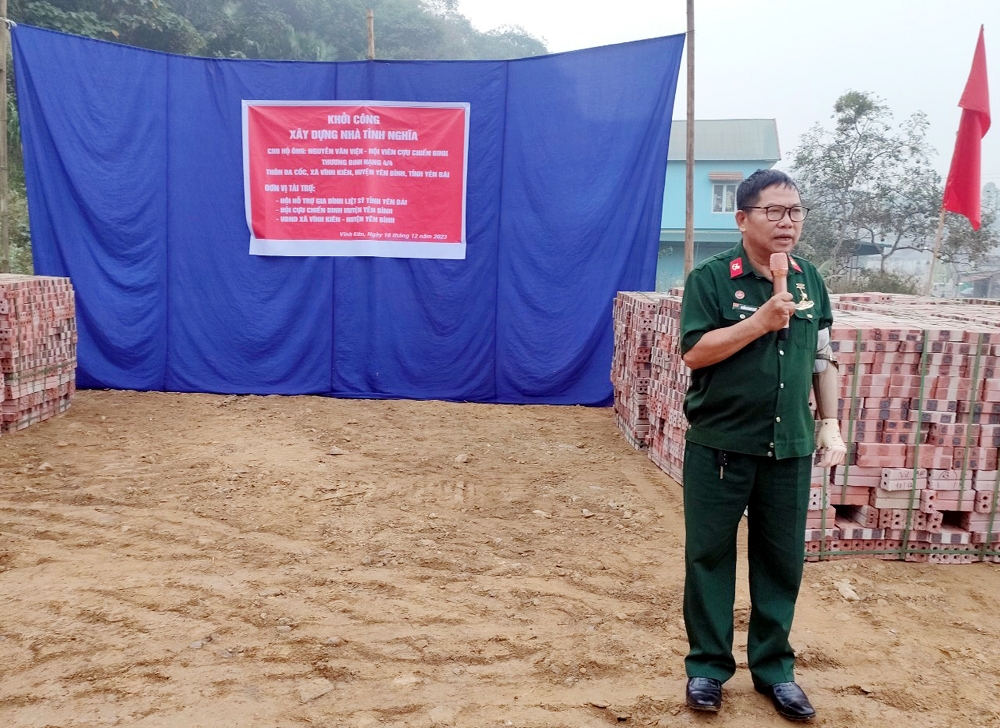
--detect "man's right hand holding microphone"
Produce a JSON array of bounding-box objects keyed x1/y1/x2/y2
[{"x1": 762, "y1": 251, "x2": 846, "y2": 469}]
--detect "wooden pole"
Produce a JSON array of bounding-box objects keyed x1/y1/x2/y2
[
  {"x1": 683, "y1": 0, "x2": 694, "y2": 278},
  {"x1": 924, "y1": 206, "x2": 946, "y2": 296},
  {"x1": 0, "y1": 0, "x2": 9, "y2": 274},
  {"x1": 367, "y1": 9, "x2": 375, "y2": 60}
]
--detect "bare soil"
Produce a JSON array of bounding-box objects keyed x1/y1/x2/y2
[{"x1": 1, "y1": 391, "x2": 999, "y2": 728}]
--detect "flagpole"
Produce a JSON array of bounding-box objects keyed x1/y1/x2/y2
[
  {"x1": 0, "y1": 0, "x2": 8, "y2": 274},
  {"x1": 367, "y1": 9, "x2": 375, "y2": 60},
  {"x1": 683, "y1": 0, "x2": 694, "y2": 278},
  {"x1": 924, "y1": 206, "x2": 946, "y2": 296}
]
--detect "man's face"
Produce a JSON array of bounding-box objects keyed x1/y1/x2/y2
[{"x1": 735, "y1": 184, "x2": 804, "y2": 260}]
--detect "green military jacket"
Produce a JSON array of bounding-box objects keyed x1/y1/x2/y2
[{"x1": 680, "y1": 241, "x2": 833, "y2": 460}]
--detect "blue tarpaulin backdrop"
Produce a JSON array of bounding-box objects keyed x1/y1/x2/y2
[{"x1": 12, "y1": 25, "x2": 683, "y2": 404}]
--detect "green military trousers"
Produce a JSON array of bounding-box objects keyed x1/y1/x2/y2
[{"x1": 682, "y1": 440, "x2": 812, "y2": 687}]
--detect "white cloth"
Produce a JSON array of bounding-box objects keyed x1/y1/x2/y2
[
  {"x1": 813, "y1": 326, "x2": 832, "y2": 373},
  {"x1": 816, "y1": 417, "x2": 847, "y2": 468}
]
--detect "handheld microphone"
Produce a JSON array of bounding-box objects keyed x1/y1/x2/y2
[{"x1": 770, "y1": 252, "x2": 790, "y2": 341}]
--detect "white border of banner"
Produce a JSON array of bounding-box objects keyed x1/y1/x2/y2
[{"x1": 242, "y1": 100, "x2": 470, "y2": 259}]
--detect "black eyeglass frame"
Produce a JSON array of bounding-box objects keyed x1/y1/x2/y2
[{"x1": 740, "y1": 205, "x2": 810, "y2": 222}]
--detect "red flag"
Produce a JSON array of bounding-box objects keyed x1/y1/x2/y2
[{"x1": 942, "y1": 26, "x2": 991, "y2": 230}]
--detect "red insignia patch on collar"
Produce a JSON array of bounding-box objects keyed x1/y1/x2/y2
[
  {"x1": 729, "y1": 258, "x2": 743, "y2": 278},
  {"x1": 789, "y1": 255, "x2": 802, "y2": 273}
]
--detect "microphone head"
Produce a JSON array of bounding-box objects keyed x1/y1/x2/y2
[{"x1": 769, "y1": 252, "x2": 788, "y2": 274}]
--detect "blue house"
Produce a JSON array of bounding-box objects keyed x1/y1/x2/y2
[{"x1": 656, "y1": 119, "x2": 781, "y2": 291}]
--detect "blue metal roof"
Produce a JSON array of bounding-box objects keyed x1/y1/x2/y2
[{"x1": 667, "y1": 119, "x2": 780, "y2": 162}]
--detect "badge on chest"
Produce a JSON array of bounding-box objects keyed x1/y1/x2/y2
[{"x1": 795, "y1": 282, "x2": 815, "y2": 310}]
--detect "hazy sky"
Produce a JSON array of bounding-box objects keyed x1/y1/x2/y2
[{"x1": 457, "y1": 0, "x2": 999, "y2": 187}]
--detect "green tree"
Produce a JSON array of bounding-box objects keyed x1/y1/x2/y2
[
  {"x1": 474, "y1": 24, "x2": 547, "y2": 60},
  {"x1": 10, "y1": 0, "x2": 547, "y2": 61},
  {"x1": 11, "y1": 0, "x2": 206, "y2": 54},
  {"x1": 792, "y1": 91, "x2": 941, "y2": 276},
  {"x1": 935, "y1": 200, "x2": 1000, "y2": 274},
  {"x1": 3, "y1": 0, "x2": 548, "y2": 272}
]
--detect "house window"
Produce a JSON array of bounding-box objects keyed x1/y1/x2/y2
[{"x1": 712, "y1": 183, "x2": 738, "y2": 213}]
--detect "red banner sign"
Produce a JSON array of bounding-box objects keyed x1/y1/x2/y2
[{"x1": 243, "y1": 101, "x2": 469, "y2": 258}]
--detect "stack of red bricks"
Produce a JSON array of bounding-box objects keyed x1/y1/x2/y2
[
  {"x1": 802, "y1": 295, "x2": 1000, "y2": 563},
  {"x1": 0, "y1": 275, "x2": 77, "y2": 435},
  {"x1": 610, "y1": 290, "x2": 689, "y2": 480},
  {"x1": 645, "y1": 292, "x2": 689, "y2": 482},
  {"x1": 611, "y1": 292, "x2": 673, "y2": 450},
  {"x1": 612, "y1": 289, "x2": 1000, "y2": 563}
]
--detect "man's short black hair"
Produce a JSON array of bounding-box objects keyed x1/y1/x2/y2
[{"x1": 736, "y1": 169, "x2": 800, "y2": 209}]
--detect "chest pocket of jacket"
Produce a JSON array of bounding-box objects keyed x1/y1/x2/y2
[
  {"x1": 791, "y1": 307, "x2": 818, "y2": 351},
  {"x1": 720, "y1": 303, "x2": 758, "y2": 327}
]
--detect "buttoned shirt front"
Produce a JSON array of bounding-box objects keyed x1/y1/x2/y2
[{"x1": 680, "y1": 241, "x2": 833, "y2": 459}]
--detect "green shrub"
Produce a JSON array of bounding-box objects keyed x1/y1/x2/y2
[{"x1": 827, "y1": 269, "x2": 921, "y2": 295}]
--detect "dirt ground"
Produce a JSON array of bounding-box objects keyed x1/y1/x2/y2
[{"x1": 2, "y1": 391, "x2": 1000, "y2": 728}]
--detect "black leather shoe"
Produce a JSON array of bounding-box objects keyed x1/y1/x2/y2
[
  {"x1": 686, "y1": 677, "x2": 723, "y2": 712},
  {"x1": 755, "y1": 681, "x2": 816, "y2": 721}
]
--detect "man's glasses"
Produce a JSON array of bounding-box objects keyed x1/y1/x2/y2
[{"x1": 741, "y1": 205, "x2": 810, "y2": 222}]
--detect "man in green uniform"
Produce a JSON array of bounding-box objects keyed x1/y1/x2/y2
[{"x1": 679, "y1": 169, "x2": 846, "y2": 721}]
